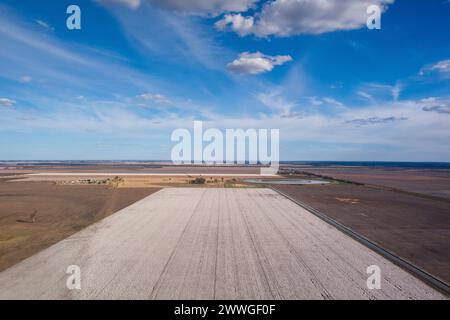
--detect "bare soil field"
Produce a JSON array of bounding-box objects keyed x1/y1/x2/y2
[
  {"x1": 301, "y1": 167, "x2": 450, "y2": 199},
  {"x1": 272, "y1": 183, "x2": 450, "y2": 285},
  {"x1": 0, "y1": 180, "x2": 159, "y2": 271}
]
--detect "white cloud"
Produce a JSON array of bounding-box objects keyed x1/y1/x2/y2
[
  {"x1": 392, "y1": 84, "x2": 402, "y2": 101},
  {"x1": 429, "y1": 60, "x2": 450, "y2": 73},
  {"x1": 357, "y1": 90, "x2": 374, "y2": 102},
  {"x1": 421, "y1": 98, "x2": 450, "y2": 114},
  {"x1": 420, "y1": 59, "x2": 450, "y2": 76},
  {"x1": 217, "y1": 0, "x2": 394, "y2": 37},
  {"x1": 215, "y1": 14, "x2": 254, "y2": 36},
  {"x1": 309, "y1": 96, "x2": 323, "y2": 106},
  {"x1": 359, "y1": 82, "x2": 402, "y2": 102},
  {"x1": 330, "y1": 83, "x2": 344, "y2": 90},
  {"x1": 227, "y1": 52, "x2": 293, "y2": 74},
  {"x1": 19, "y1": 75, "x2": 32, "y2": 83},
  {"x1": 138, "y1": 93, "x2": 172, "y2": 104},
  {"x1": 152, "y1": 0, "x2": 258, "y2": 15},
  {"x1": 257, "y1": 92, "x2": 301, "y2": 118},
  {"x1": 322, "y1": 97, "x2": 345, "y2": 108},
  {"x1": 36, "y1": 20, "x2": 54, "y2": 31},
  {"x1": 98, "y1": 0, "x2": 142, "y2": 9},
  {"x1": 2, "y1": 93, "x2": 450, "y2": 160},
  {"x1": 307, "y1": 96, "x2": 346, "y2": 108},
  {"x1": 420, "y1": 97, "x2": 437, "y2": 103},
  {"x1": 0, "y1": 98, "x2": 16, "y2": 107},
  {"x1": 99, "y1": 0, "x2": 258, "y2": 15},
  {"x1": 210, "y1": 98, "x2": 450, "y2": 160}
]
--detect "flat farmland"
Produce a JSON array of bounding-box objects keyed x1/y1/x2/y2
[
  {"x1": 273, "y1": 183, "x2": 450, "y2": 285},
  {"x1": 302, "y1": 167, "x2": 450, "y2": 199},
  {"x1": 0, "y1": 180, "x2": 159, "y2": 271},
  {"x1": 0, "y1": 188, "x2": 444, "y2": 300},
  {"x1": 0, "y1": 164, "x2": 262, "y2": 175}
]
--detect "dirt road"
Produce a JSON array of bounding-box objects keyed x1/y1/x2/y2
[{"x1": 0, "y1": 188, "x2": 445, "y2": 299}]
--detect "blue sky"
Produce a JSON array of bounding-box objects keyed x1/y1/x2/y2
[{"x1": 0, "y1": 0, "x2": 449, "y2": 161}]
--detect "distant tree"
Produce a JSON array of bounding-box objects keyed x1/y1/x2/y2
[{"x1": 192, "y1": 177, "x2": 206, "y2": 184}]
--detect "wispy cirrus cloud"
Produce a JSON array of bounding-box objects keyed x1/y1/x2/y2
[
  {"x1": 307, "y1": 96, "x2": 346, "y2": 109},
  {"x1": 35, "y1": 19, "x2": 54, "y2": 32},
  {"x1": 256, "y1": 91, "x2": 302, "y2": 118},
  {"x1": 138, "y1": 93, "x2": 172, "y2": 104},
  {"x1": 0, "y1": 5, "x2": 170, "y2": 97},
  {"x1": 357, "y1": 82, "x2": 403, "y2": 102},
  {"x1": 104, "y1": 4, "x2": 232, "y2": 72},
  {"x1": 419, "y1": 59, "x2": 450, "y2": 77},
  {"x1": 0, "y1": 98, "x2": 16, "y2": 107},
  {"x1": 322, "y1": 97, "x2": 345, "y2": 108},
  {"x1": 2, "y1": 90, "x2": 450, "y2": 161},
  {"x1": 357, "y1": 90, "x2": 375, "y2": 102}
]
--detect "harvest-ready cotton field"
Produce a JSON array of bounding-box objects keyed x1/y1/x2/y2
[{"x1": 0, "y1": 188, "x2": 444, "y2": 300}]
